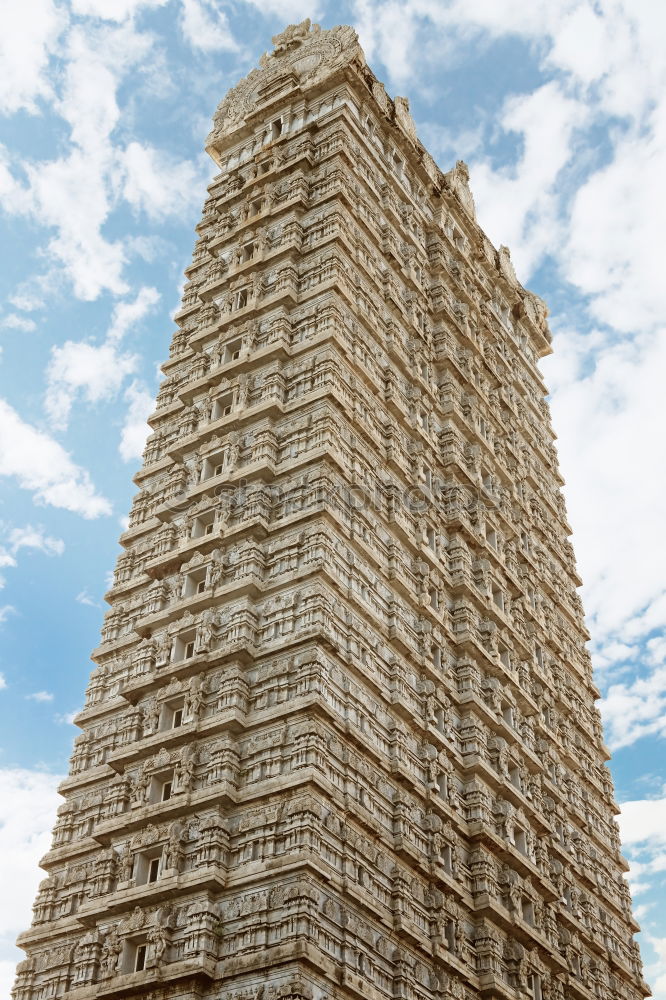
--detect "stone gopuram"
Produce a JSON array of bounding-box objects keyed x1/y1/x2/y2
[{"x1": 14, "y1": 20, "x2": 649, "y2": 1000}]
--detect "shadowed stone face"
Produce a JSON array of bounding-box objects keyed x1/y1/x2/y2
[{"x1": 13, "y1": 21, "x2": 647, "y2": 1000}]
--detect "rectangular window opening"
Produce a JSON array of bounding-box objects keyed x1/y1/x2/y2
[
  {"x1": 224, "y1": 338, "x2": 242, "y2": 363},
  {"x1": 214, "y1": 392, "x2": 233, "y2": 419},
  {"x1": 527, "y1": 973, "x2": 542, "y2": 1000},
  {"x1": 134, "y1": 944, "x2": 147, "y2": 973},
  {"x1": 184, "y1": 569, "x2": 207, "y2": 597},
  {"x1": 191, "y1": 512, "x2": 215, "y2": 538}
]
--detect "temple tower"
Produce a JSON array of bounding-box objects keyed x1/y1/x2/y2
[{"x1": 14, "y1": 20, "x2": 648, "y2": 1000}]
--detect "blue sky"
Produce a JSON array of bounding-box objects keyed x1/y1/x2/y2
[{"x1": 1, "y1": 0, "x2": 665, "y2": 993}]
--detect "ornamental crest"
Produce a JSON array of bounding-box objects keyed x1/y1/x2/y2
[{"x1": 208, "y1": 22, "x2": 363, "y2": 144}]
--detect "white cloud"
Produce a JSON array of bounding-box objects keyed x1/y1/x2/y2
[
  {"x1": 646, "y1": 933, "x2": 666, "y2": 1000},
  {"x1": 0, "y1": 525, "x2": 64, "y2": 590},
  {"x1": 543, "y1": 322, "x2": 666, "y2": 753},
  {"x1": 25, "y1": 691, "x2": 54, "y2": 702},
  {"x1": 13, "y1": 21, "x2": 155, "y2": 300},
  {"x1": 70, "y1": 0, "x2": 169, "y2": 19},
  {"x1": 600, "y1": 666, "x2": 666, "y2": 751},
  {"x1": 0, "y1": 768, "x2": 62, "y2": 1000},
  {"x1": 0, "y1": 0, "x2": 65, "y2": 115},
  {"x1": 119, "y1": 380, "x2": 154, "y2": 462},
  {"x1": 0, "y1": 20, "x2": 167, "y2": 301},
  {"x1": 544, "y1": 327, "x2": 666, "y2": 635},
  {"x1": 58, "y1": 28, "x2": 123, "y2": 149},
  {"x1": 544, "y1": 3, "x2": 608, "y2": 83},
  {"x1": 354, "y1": 0, "x2": 420, "y2": 86},
  {"x1": 45, "y1": 341, "x2": 138, "y2": 430},
  {"x1": 0, "y1": 606, "x2": 17, "y2": 625},
  {"x1": 470, "y1": 82, "x2": 587, "y2": 279},
  {"x1": 543, "y1": 324, "x2": 666, "y2": 753},
  {"x1": 564, "y1": 112, "x2": 666, "y2": 332},
  {"x1": 418, "y1": 121, "x2": 484, "y2": 166},
  {"x1": 7, "y1": 526, "x2": 65, "y2": 559},
  {"x1": 0, "y1": 399, "x2": 111, "y2": 518},
  {"x1": 44, "y1": 286, "x2": 158, "y2": 430},
  {"x1": 120, "y1": 141, "x2": 208, "y2": 220},
  {"x1": 614, "y1": 799, "x2": 666, "y2": 1000},
  {"x1": 0, "y1": 674, "x2": 6, "y2": 691},
  {"x1": 432, "y1": 0, "x2": 565, "y2": 38},
  {"x1": 25, "y1": 152, "x2": 129, "y2": 301},
  {"x1": 620, "y1": 794, "x2": 666, "y2": 849},
  {"x1": 54, "y1": 709, "x2": 80, "y2": 725},
  {"x1": 0, "y1": 3, "x2": 227, "y2": 306},
  {"x1": 108, "y1": 286, "x2": 160, "y2": 342},
  {"x1": 0, "y1": 145, "x2": 28, "y2": 211},
  {"x1": 243, "y1": 0, "x2": 323, "y2": 20},
  {"x1": 8, "y1": 281, "x2": 53, "y2": 314},
  {"x1": 76, "y1": 590, "x2": 101, "y2": 607},
  {"x1": 0, "y1": 315, "x2": 37, "y2": 332},
  {"x1": 179, "y1": 0, "x2": 239, "y2": 52}
]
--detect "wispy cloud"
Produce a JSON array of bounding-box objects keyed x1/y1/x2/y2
[
  {"x1": 0, "y1": 768, "x2": 63, "y2": 998},
  {"x1": 25, "y1": 691, "x2": 54, "y2": 702},
  {"x1": 0, "y1": 399, "x2": 110, "y2": 518},
  {"x1": 44, "y1": 286, "x2": 159, "y2": 430},
  {"x1": 179, "y1": 0, "x2": 239, "y2": 52},
  {"x1": 118, "y1": 379, "x2": 153, "y2": 462},
  {"x1": 76, "y1": 589, "x2": 100, "y2": 607},
  {"x1": 0, "y1": 315, "x2": 37, "y2": 332},
  {"x1": 54, "y1": 709, "x2": 80, "y2": 725}
]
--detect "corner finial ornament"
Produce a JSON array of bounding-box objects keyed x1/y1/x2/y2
[
  {"x1": 270, "y1": 19, "x2": 319, "y2": 56},
  {"x1": 394, "y1": 96, "x2": 418, "y2": 144}
]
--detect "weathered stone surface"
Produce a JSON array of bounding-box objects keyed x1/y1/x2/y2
[{"x1": 14, "y1": 21, "x2": 648, "y2": 1000}]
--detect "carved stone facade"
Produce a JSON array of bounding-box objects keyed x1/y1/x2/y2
[{"x1": 14, "y1": 20, "x2": 648, "y2": 1000}]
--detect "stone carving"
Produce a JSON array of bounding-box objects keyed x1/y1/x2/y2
[
  {"x1": 394, "y1": 96, "x2": 418, "y2": 144},
  {"x1": 99, "y1": 927, "x2": 121, "y2": 979},
  {"x1": 208, "y1": 22, "x2": 362, "y2": 147}
]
